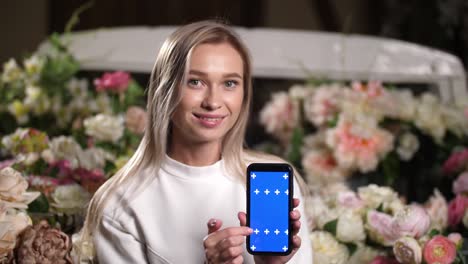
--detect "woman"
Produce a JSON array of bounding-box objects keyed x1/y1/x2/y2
[{"x1": 75, "y1": 20, "x2": 313, "y2": 263}]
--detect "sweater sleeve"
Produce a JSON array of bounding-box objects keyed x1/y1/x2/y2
[
  {"x1": 94, "y1": 214, "x2": 148, "y2": 264},
  {"x1": 288, "y1": 177, "x2": 314, "y2": 264}
]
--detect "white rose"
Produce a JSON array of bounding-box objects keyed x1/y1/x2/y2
[
  {"x1": 358, "y1": 184, "x2": 399, "y2": 209},
  {"x1": 463, "y1": 209, "x2": 468, "y2": 229},
  {"x1": 0, "y1": 167, "x2": 28, "y2": 202},
  {"x1": 414, "y1": 93, "x2": 446, "y2": 142},
  {"x1": 425, "y1": 189, "x2": 448, "y2": 231},
  {"x1": 396, "y1": 132, "x2": 420, "y2": 161},
  {"x1": 78, "y1": 147, "x2": 115, "y2": 170},
  {"x1": 84, "y1": 114, "x2": 124, "y2": 142},
  {"x1": 336, "y1": 210, "x2": 366, "y2": 242},
  {"x1": 49, "y1": 136, "x2": 82, "y2": 168},
  {"x1": 71, "y1": 232, "x2": 95, "y2": 263},
  {"x1": 347, "y1": 245, "x2": 380, "y2": 264},
  {"x1": 23, "y1": 55, "x2": 44, "y2": 81},
  {"x1": 310, "y1": 231, "x2": 349, "y2": 264},
  {"x1": 51, "y1": 184, "x2": 91, "y2": 214},
  {"x1": 2, "y1": 58, "x2": 24, "y2": 83}
]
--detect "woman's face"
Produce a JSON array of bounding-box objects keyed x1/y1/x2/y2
[{"x1": 171, "y1": 42, "x2": 244, "y2": 146}]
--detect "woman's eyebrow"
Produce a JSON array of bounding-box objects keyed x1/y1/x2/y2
[{"x1": 188, "y1": 70, "x2": 242, "y2": 79}]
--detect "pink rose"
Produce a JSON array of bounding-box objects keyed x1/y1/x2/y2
[
  {"x1": 453, "y1": 172, "x2": 468, "y2": 195},
  {"x1": 367, "y1": 210, "x2": 398, "y2": 246},
  {"x1": 423, "y1": 235, "x2": 456, "y2": 264},
  {"x1": 337, "y1": 191, "x2": 364, "y2": 209},
  {"x1": 94, "y1": 71, "x2": 130, "y2": 93},
  {"x1": 447, "y1": 233, "x2": 463, "y2": 248},
  {"x1": 443, "y1": 149, "x2": 468, "y2": 175},
  {"x1": 448, "y1": 194, "x2": 468, "y2": 228},
  {"x1": 391, "y1": 205, "x2": 430, "y2": 239},
  {"x1": 370, "y1": 256, "x2": 400, "y2": 264}
]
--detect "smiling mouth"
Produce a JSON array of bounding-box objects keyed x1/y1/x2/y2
[{"x1": 193, "y1": 113, "x2": 226, "y2": 121}]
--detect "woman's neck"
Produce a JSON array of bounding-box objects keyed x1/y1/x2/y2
[{"x1": 168, "y1": 140, "x2": 222, "y2": 166}]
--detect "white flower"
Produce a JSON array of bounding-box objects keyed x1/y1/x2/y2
[
  {"x1": 414, "y1": 93, "x2": 446, "y2": 142},
  {"x1": 7, "y1": 100, "x2": 29, "y2": 124},
  {"x1": 78, "y1": 147, "x2": 115, "y2": 170},
  {"x1": 425, "y1": 189, "x2": 448, "y2": 231},
  {"x1": 305, "y1": 196, "x2": 337, "y2": 230},
  {"x1": 23, "y1": 55, "x2": 44, "y2": 82},
  {"x1": 84, "y1": 114, "x2": 124, "y2": 142},
  {"x1": 310, "y1": 231, "x2": 349, "y2": 264},
  {"x1": 442, "y1": 105, "x2": 468, "y2": 137},
  {"x1": 71, "y1": 232, "x2": 95, "y2": 263},
  {"x1": 358, "y1": 184, "x2": 399, "y2": 209},
  {"x1": 336, "y1": 209, "x2": 366, "y2": 242},
  {"x1": 463, "y1": 210, "x2": 468, "y2": 229},
  {"x1": 0, "y1": 167, "x2": 40, "y2": 208},
  {"x1": 49, "y1": 136, "x2": 83, "y2": 168},
  {"x1": 66, "y1": 78, "x2": 89, "y2": 97},
  {"x1": 396, "y1": 132, "x2": 420, "y2": 161},
  {"x1": 393, "y1": 236, "x2": 422, "y2": 264},
  {"x1": 388, "y1": 89, "x2": 417, "y2": 121},
  {"x1": 1, "y1": 58, "x2": 24, "y2": 83},
  {"x1": 288, "y1": 84, "x2": 312, "y2": 99},
  {"x1": 347, "y1": 244, "x2": 380, "y2": 264},
  {"x1": 51, "y1": 184, "x2": 90, "y2": 213}
]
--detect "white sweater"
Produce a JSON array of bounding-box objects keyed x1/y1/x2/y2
[{"x1": 94, "y1": 155, "x2": 313, "y2": 263}]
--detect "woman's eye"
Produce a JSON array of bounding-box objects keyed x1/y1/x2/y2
[
  {"x1": 225, "y1": 80, "x2": 238, "y2": 88},
  {"x1": 188, "y1": 79, "x2": 201, "y2": 87}
]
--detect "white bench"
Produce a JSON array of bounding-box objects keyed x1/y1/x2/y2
[{"x1": 39, "y1": 26, "x2": 468, "y2": 105}]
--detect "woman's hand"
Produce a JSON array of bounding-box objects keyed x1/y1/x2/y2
[
  {"x1": 203, "y1": 218, "x2": 253, "y2": 264},
  {"x1": 238, "y1": 198, "x2": 303, "y2": 264}
]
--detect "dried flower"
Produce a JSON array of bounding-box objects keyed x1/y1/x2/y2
[{"x1": 13, "y1": 221, "x2": 72, "y2": 264}]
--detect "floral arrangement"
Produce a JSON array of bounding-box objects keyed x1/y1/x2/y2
[
  {"x1": 0, "y1": 19, "x2": 147, "y2": 260},
  {"x1": 306, "y1": 183, "x2": 466, "y2": 264},
  {"x1": 259, "y1": 81, "x2": 468, "y2": 201}
]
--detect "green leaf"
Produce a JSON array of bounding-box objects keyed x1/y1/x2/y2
[
  {"x1": 457, "y1": 250, "x2": 466, "y2": 264},
  {"x1": 324, "y1": 219, "x2": 338, "y2": 236},
  {"x1": 287, "y1": 127, "x2": 304, "y2": 169},
  {"x1": 428, "y1": 229, "x2": 441, "y2": 238},
  {"x1": 27, "y1": 192, "x2": 49, "y2": 213},
  {"x1": 64, "y1": 1, "x2": 94, "y2": 34},
  {"x1": 376, "y1": 203, "x2": 384, "y2": 213},
  {"x1": 344, "y1": 242, "x2": 358, "y2": 256},
  {"x1": 381, "y1": 151, "x2": 400, "y2": 186}
]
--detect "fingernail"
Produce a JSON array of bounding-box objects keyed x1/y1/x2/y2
[
  {"x1": 209, "y1": 219, "x2": 217, "y2": 227},
  {"x1": 248, "y1": 228, "x2": 253, "y2": 233}
]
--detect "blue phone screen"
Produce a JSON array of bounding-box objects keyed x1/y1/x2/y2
[{"x1": 248, "y1": 171, "x2": 290, "y2": 253}]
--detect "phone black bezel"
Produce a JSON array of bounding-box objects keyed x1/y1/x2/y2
[{"x1": 246, "y1": 163, "x2": 294, "y2": 256}]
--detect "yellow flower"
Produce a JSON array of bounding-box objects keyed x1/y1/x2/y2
[{"x1": 7, "y1": 100, "x2": 29, "y2": 124}]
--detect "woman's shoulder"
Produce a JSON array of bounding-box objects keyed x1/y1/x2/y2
[
  {"x1": 100, "y1": 165, "x2": 158, "y2": 221},
  {"x1": 243, "y1": 149, "x2": 287, "y2": 164}
]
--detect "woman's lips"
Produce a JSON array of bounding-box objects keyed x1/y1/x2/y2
[{"x1": 193, "y1": 113, "x2": 226, "y2": 128}]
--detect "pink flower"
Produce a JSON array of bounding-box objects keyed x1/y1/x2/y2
[
  {"x1": 0, "y1": 159, "x2": 15, "y2": 170},
  {"x1": 425, "y1": 189, "x2": 448, "y2": 231},
  {"x1": 448, "y1": 194, "x2": 468, "y2": 228},
  {"x1": 447, "y1": 233, "x2": 462, "y2": 248},
  {"x1": 352, "y1": 81, "x2": 384, "y2": 98},
  {"x1": 423, "y1": 235, "x2": 456, "y2": 264},
  {"x1": 326, "y1": 119, "x2": 394, "y2": 173},
  {"x1": 94, "y1": 71, "x2": 130, "y2": 93},
  {"x1": 301, "y1": 149, "x2": 350, "y2": 185},
  {"x1": 370, "y1": 256, "x2": 400, "y2": 264},
  {"x1": 337, "y1": 191, "x2": 364, "y2": 209},
  {"x1": 260, "y1": 92, "x2": 299, "y2": 145},
  {"x1": 453, "y1": 172, "x2": 468, "y2": 195},
  {"x1": 391, "y1": 205, "x2": 430, "y2": 239},
  {"x1": 125, "y1": 106, "x2": 147, "y2": 134},
  {"x1": 367, "y1": 210, "x2": 398, "y2": 246},
  {"x1": 303, "y1": 85, "x2": 342, "y2": 126},
  {"x1": 443, "y1": 148, "x2": 468, "y2": 175}
]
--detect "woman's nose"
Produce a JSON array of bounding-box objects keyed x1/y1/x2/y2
[{"x1": 201, "y1": 88, "x2": 221, "y2": 110}]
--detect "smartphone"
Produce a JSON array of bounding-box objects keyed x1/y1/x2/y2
[{"x1": 246, "y1": 163, "x2": 293, "y2": 255}]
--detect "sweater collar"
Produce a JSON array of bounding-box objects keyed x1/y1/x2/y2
[{"x1": 161, "y1": 154, "x2": 224, "y2": 179}]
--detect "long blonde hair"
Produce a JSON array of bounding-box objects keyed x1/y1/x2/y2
[{"x1": 75, "y1": 20, "x2": 309, "y2": 261}]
